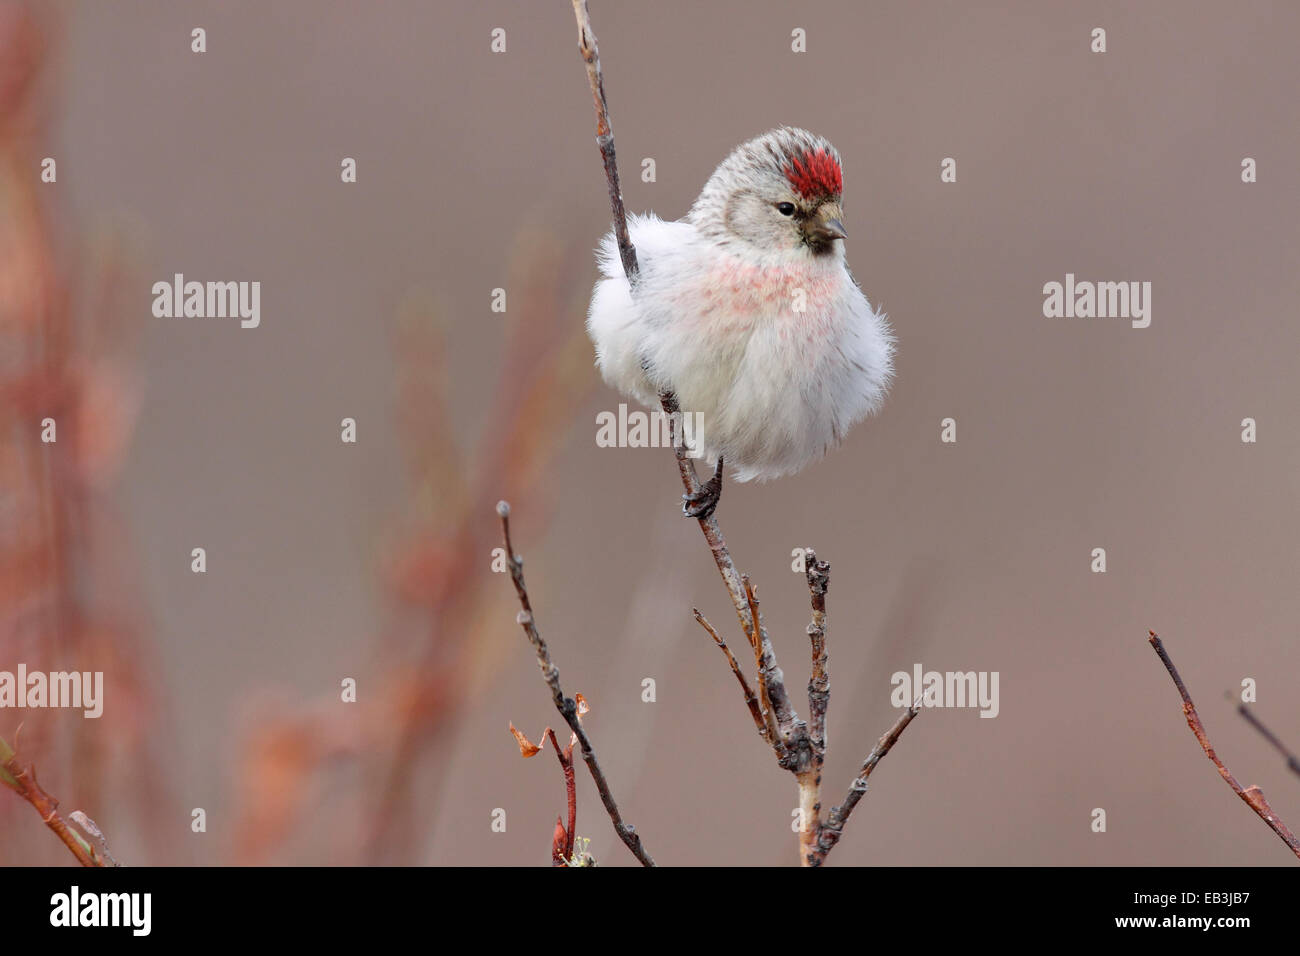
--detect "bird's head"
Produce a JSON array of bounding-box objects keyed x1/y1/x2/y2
[{"x1": 689, "y1": 127, "x2": 848, "y2": 260}]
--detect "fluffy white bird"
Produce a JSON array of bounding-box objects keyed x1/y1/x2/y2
[{"x1": 587, "y1": 127, "x2": 894, "y2": 516}]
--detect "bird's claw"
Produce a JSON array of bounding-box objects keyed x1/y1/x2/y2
[{"x1": 682, "y1": 460, "x2": 724, "y2": 520}]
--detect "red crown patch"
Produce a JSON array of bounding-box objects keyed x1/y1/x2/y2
[{"x1": 784, "y1": 148, "x2": 842, "y2": 200}]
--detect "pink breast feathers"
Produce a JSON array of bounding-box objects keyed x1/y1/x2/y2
[
  {"x1": 692, "y1": 257, "x2": 841, "y2": 337},
  {"x1": 784, "y1": 149, "x2": 842, "y2": 201}
]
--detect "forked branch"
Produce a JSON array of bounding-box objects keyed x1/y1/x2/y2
[{"x1": 498, "y1": 501, "x2": 655, "y2": 866}]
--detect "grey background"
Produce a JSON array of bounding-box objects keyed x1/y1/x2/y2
[{"x1": 3, "y1": 0, "x2": 1298, "y2": 865}]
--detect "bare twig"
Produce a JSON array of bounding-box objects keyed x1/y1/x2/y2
[
  {"x1": 693, "y1": 608, "x2": 767, "y2": 742},
  {"x1": 498, "y1": 501, "x2": 655, "y2": 866},
  {"x1": 571, "y1": 0, "x2": 638, "y2": 286},
  {"x1": 1238, "y1": 705, "x2": 1300, "y2": 780},
  {"x1": 742, "y1": 577, "x2": 788, "y2": 757},
  {"x1": 662, "y1": 393, "x2": 756, "y2": 641},
  {"x1": 808, "y1": 696, "x2": 923, "y2": 867},
  {"x1": 1147, "y1": 631, "x2": 1300, "y2": 859},
  {"x1": 1, "y1": 737, "x2": 105, "y2": 867},
  {"x1": 545, "y1": 727, "x2": 578, "y2": 866}
]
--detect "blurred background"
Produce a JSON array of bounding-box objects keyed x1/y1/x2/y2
[{"x1": 2, "y1": 0, "x2": 1298, "y2": 866}]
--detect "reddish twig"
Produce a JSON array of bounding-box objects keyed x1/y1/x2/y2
[
  {"x1": 1148, "y1": 631, "x2": 1300, "y2": 859},
  {"x1": 1, "y1": 741, "x2": 105, "y2": 867},
  {"x1": 545, "y1": 727, "x2": 578, "y2": 866},
  {"x1": 1238, "y1": 705, "x2": 1300, "y2": 780},
  {"x1": 498, "y1": 501, "x2": 655, "y2": 866},
  {"x1": 508, "y1": 720, "x2": 582, "y2": 865}
]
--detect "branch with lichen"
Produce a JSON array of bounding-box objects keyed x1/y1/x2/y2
[
  {"x1": 1147, "y1": 631, "x2": 1300, "y2": 859},
  {"x1": 570, "y1": 0, "x2": 920, "y2": 867},
  {"x1": 0, "y1": 735, "x2": 112, "y2": 867}
]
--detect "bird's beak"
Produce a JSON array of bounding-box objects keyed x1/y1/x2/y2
[
  {"x1": 808, "y1": 204, "x2": 847, "y2": 241},
  {"x1": 821, "y1": 218, "x2": 848, "y2": 240}
]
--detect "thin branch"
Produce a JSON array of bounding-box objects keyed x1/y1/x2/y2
[
  {"x1": 1, "y1": 738, "x2": 105, "y2": 867},
  {"x1": 1238, "y1": 705, "x2": 1300, "y2": 780},
  {"x1": 498, "y1": 501, "x2": 655, "y2": 866},
  {"x1": 571, "y1": 0, "x2": 638, "y2": 286},
  {"x1": 1147, "y1": 631, "x2": 1300, "y2": 859},
  {"x1": 741, "y1": 577, "x2": 785, "y2": 754},
  {"x1": 744, "y1": 576, "x2": 801, "y2": 758},
  {"x1": 662, "y1": 393, "x2": 755, "y2": 641},
  {"x1": 809, "y1": 696, "x2": 923, "y2": 867},
  {"x1": 693, "y1": 608, "x2": 767, "y2": 743},
  {"x1": 545, "y1": 727, "x2": 578, "y2": 866}
]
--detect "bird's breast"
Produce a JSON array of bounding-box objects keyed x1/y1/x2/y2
[{"x1": 681, "y1": 256, "x2": 844, "y2": 341}]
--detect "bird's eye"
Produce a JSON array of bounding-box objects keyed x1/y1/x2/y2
[{"x1": 776, "y1": 202, "x2": 796, "y2": 216}]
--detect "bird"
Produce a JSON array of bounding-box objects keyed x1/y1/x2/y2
[{"x1": 586, "y1": 127, "x2": 894, "y2": 519}]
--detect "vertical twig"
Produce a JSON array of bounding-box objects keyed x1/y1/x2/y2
[
  {"x1": 1148, "y1": 631, "x2": 1300, "y2": 859},
  {"x1": 544, "y1": 727, "x2": 578, "y2": 865},
  {"x1": 805, "y1": 551, "x2": 831, "y2": 760},
  {"x1": 800, "y1": 550, "x2": 831, "y2": 866},
  {"x1": 572, "y1": 0, "x2": 638, "y2": 286}
]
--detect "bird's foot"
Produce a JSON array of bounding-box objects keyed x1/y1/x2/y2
[{"x1": 683, "y1": 459, "x2": 724, "y2": 520}]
